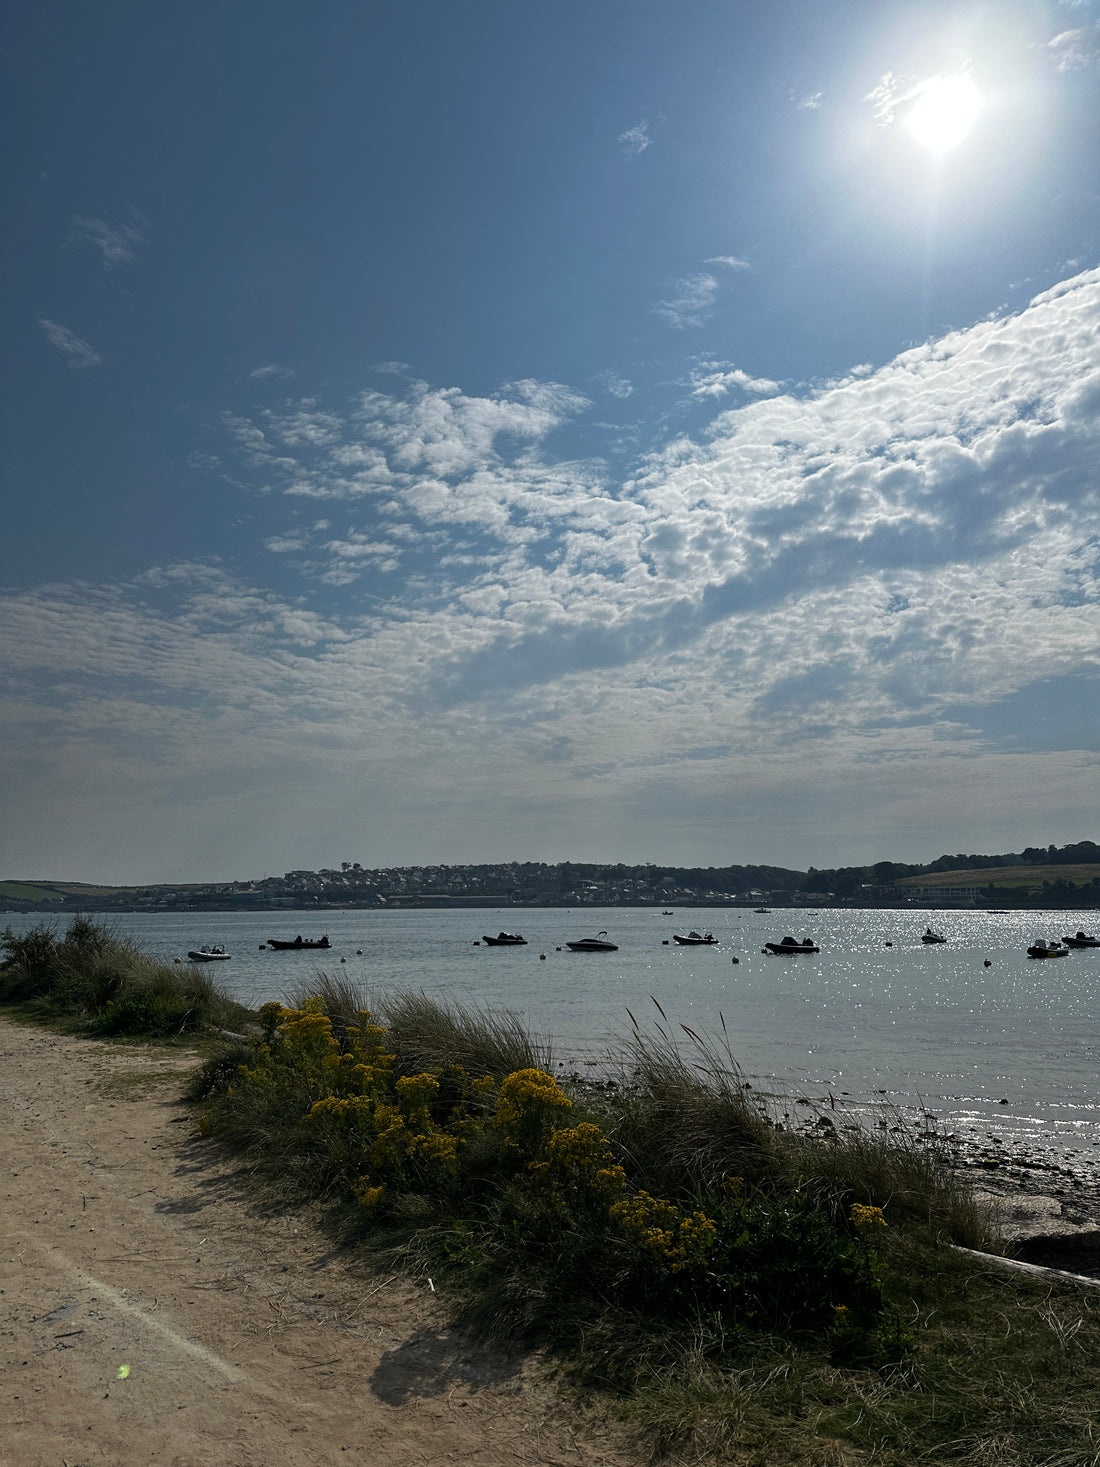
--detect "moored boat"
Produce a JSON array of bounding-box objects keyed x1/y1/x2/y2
[
  {"x1": 673, "y1": 930, "x2": 717, "y2": 945},
  {"x1": 566, "y1": 931, "x2": 619, "y2": 952},
  {"x1": 1063, "y1": 931, "x2": 1100, "y2": 948},
  {"x1": 482, "y1": 931, "x2": 527, "y2": 945},
  {"x1": 1027, "y1": 940, "x2": 1069, "y2": 959},
  {"x1": 921, "y1": 928, "x2": 948, "y2": 944},
  {"x1": 266, "y1": 935, "x2": 331, "y2": 950},
  {"x1": 187, "y1": 945, "x2": 231, "y2": 961},
  {"x1": 764, "y1": 936, "x2": 820, "y2": 955}
]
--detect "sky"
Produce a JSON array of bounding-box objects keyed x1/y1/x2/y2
[{"x1": 2, "y1": 0, "x2": 1099, "y2": 884}]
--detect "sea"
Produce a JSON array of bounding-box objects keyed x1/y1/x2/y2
[{"x1": 4, "y1": 904, "x2": 1099, "y2": 1173}]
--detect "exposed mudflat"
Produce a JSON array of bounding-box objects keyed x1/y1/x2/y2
[{"x1": 0, "y1": 1017, "x2": 635, "y2": 1467}]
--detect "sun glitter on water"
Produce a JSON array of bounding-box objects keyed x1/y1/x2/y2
[{"x1": 904, "y1": 73, "x2": 982, "y2": 153}]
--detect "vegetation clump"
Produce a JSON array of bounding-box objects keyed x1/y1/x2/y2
[
  {"x1": 190, "y1": 984, "x2": 992, "y2": 1381},
  {"x1": 0, "y1": 915, "x2": 250, "y2": 1037}
]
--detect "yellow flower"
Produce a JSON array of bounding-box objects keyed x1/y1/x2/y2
[{"x1": 850, "y1": 1203, "x2": 887, "y2": 1233}]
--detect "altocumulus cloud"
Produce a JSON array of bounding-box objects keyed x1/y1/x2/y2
[{"x1": 4, "y1": 269, "x2": 1100, "y2": 853}]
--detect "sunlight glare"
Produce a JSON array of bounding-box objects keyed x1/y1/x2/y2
[{"x1": 904, "y1": 74, "x2": 982, "y2": 153}]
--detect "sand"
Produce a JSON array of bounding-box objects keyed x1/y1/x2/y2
[{"x1": 0, "y1": 1017, "x2": 636, "y2": 1467}]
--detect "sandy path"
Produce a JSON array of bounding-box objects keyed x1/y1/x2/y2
[{"x1": 0, "y1": 1018, "x2": 637, "y2": 1467}]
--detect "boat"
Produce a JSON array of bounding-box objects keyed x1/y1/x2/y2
[
  {"x1": 266, "y1": 935, "x2": 331, "y2": 950},
  {"x1": 662, "y1": 910, "x2": 674, "y2": 915},
  {"x1": 764, "y1": 936, "x2": 820, "y2": 955},
  {"x1": 187, "y1": 945, "x2": 231, "y2": 962},
  {"x1": 1027, "y1": 940, "x2": 1069, "y2": 959},
  {"x1": 566, "y1": 931, "x2": 619, "y2": 952},
  {"x1": 673, "y1": 930, "x2": 717, "y2": 945},
  {"x1": 921, "y1": 928, "x2": 948, "y2": 944},
  {"x1": 754, "y1": 907, "x2": 771, "y2": 913},
  {"x1": 1063, "y1": 931, "x2": 1100, "y2": 948},
  {"x1": 482, "y1": 931, "x2": 527, "y2": 946}
]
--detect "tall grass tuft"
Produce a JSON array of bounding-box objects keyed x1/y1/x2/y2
[
  {"x1": 604, "y1": 1008, "x2": 778, "y2": 1198},
  {"x1": 380, "y1": 989, "x2": 555, "y2": 1078}
]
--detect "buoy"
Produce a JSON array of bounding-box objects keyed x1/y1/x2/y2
[
  {"x1": 474, "y1": 940, "x2": 480, "y2": 945},
  {"x1": 174, "y1": 956, "x2": 181, "y2": 963},
  {"x1": 540, "y1": 953, "x2": 546, "y2": 960},
  {"x1": 984, "y1": 958, "x2": 992, "y2": 967},
  {"x1": 259, "y1": 944, "x2": 266, "y2": 950},
  {"x1": 662, "y1": 939, "x2": 669, "y2": 945},
  {"x1": 731, "y1": 955, "x2": 739, "y2": 964},
  {"x1": 340, "y1": 957, "x2": 346, "y2": 963},
  {"x1": 556, "y1": 946, "x2": 561, "y2": 951},
  {"x1": 357, "y1": 949, "x2": 363, "y2": 955},
  {"x1": 885, "y1": 941, "x2": 893, "y2": 947}
]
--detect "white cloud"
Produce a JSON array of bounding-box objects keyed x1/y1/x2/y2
[
  {"x1": 653, "y1": 273, "x2": 719, "y2": 329},
  {"x1": 39, "y1": 319, "x2": 102, "y2": 369},
  {"x1": 690, "y1": 364, "x2": 780, "y2": 398},
  {"x1": 602, "y1": 372, "x2": 634, "y2": 400},
  {"x1": 705, "y1": 255, "x2": 751, "y2": 271},
  {"x1": 1047, "y1": 24, "x2": 1100, "y2": 70},
  {"x1": 796, "y1": 91, "x2": 823, "y2": 110},
  {"x1": 250, "y1": 363, "x2": 295, "y2": 380},
  {"x1": 618, "y1": 121, "x2": 651, "y2": 156},
  {"x1": 69, "y1": 213, "x2": 147, "y2": 269}
]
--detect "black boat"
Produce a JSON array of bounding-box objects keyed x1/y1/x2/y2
[
  {"x1": 267, "y1": 935, "x2": 331, "y2": 950},
  {"x1": 673, "y1": 930, "x2": 717, "y2": 945},
  {"x1": 482, "y1": 932, "x2": 527, "y2": 945},
  {"x1": 764, "y1": 936, "x2": 820, "y2": 954}
]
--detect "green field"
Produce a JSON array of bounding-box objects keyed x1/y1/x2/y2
[
  {"x1": 899, "y1": 863, "x2": 1100, "y2": 890},
  {"x1": 0, "y1": 880, "x2": 131, "y2": 904}
]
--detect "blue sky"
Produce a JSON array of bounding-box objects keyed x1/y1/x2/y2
[{"x1": 3, "y1": 0, "x2": 1099, "y2": 883}]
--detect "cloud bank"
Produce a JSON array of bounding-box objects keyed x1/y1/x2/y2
[{"x1": 6, "y1": 269, "x2": 1100, "y2": 875}]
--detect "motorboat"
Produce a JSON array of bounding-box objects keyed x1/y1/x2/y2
[
  {"x1": 1027, "y1": 940, "x2": 1069, "y2": 959},
  {"x1": 764, "y1": 936, "x2": 820, "y2": 955},
  {"x1": 673, "y1": 930, "x2": 717, "y2": 945},
  {"x1": 482, "y1": 931, "x2": 527, "y2": 946},
  {"x1": 266, "y1": 935, "x2": 331, "y2": 950},
  {"x1": 566, "y1": 931, "x2": 619, "y2": 952},
  {"x1": 1063, "y1": 931, "x2": 1100, "y2": 948},
  {"x1": 921, "y1": 928, "x2": 948, "y2": 944},
  {"x1": 187, "y1": 945, "x2": 231, "y2": 962},
  {"x1": 754, "y1": 907, "x2": 771, "y2": 913}
]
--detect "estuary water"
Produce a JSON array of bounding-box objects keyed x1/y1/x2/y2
[{"x1": 4, "y1": 904, "x2": 1100, "y2": 1169}]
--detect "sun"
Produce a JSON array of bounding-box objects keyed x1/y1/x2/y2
[{"x1": 904, "y1": 74, "x2": 982, "y2": 153}]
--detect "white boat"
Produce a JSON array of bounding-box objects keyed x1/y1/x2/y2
[
  {"x1": 566, "y1": 931, "x2": 619, "y2": 952},
  {"x1": 187, "y1": 945, "x2": 231, "y2": 962},
  {"x1": 1063, "y1": 931, "x2": 1100, "y2": 948}
]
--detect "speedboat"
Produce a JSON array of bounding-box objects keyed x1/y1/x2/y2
[
  {"x1": 764, "y1": 936, "x2": 820, "y2": 955},
  {"x1": 1063, "y1": 931, "x2": 1100, "y2": 948},
  {"x1": 566, "y1": 931, "x2": 619, "y2": 952},
  {"x1": 673, "y1": 930, "x2": 717, "y2": 945},
  {"x1": 482, "y1": 931, "x2": 527, "y2": 945},
  {"x1": 1027, "y1": 940, "x2": 1069, "y2": 959},
  {"x1": 187, "y1": 945, "x2": 231, "y2": 962},
  {"x1": 266, "y1": 935, "x2": 331, "y2": 950},
  {"x1": 921, "y1": 928, "x2": 948, "y2": 944}
]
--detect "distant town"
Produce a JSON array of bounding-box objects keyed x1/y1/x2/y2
[{"x1": 3, "y1": 843, "x2": 1098, "y2": 912}]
